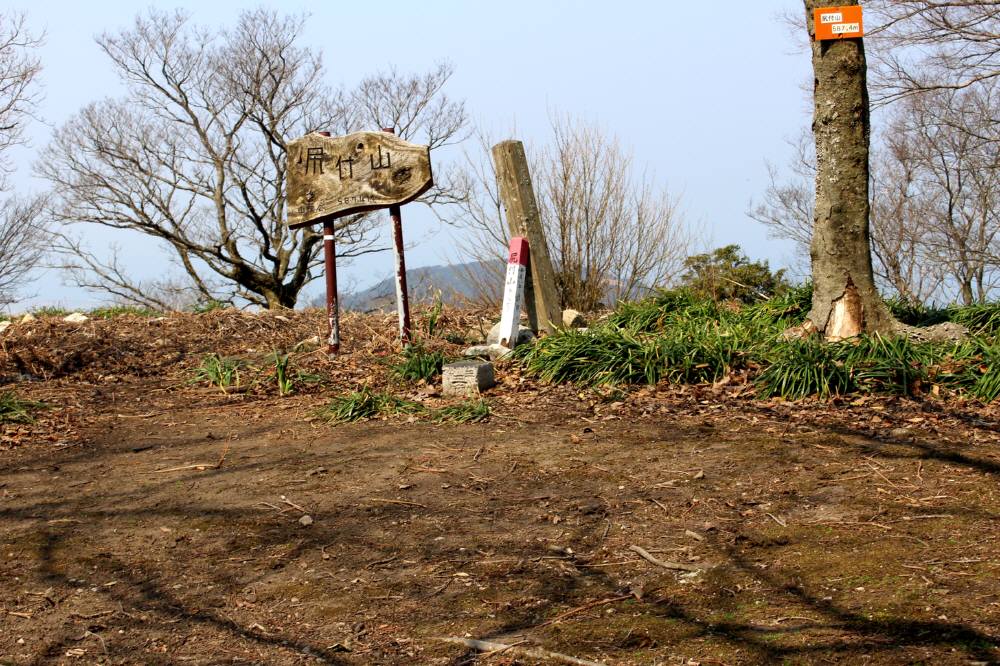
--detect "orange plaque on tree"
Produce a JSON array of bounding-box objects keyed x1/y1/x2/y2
[{"x1": 813, "y1": 5, "x2": 864, "y2": 41}]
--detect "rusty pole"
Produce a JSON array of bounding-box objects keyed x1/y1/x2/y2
[
  {"x1": 317, "y1": 131, "x2": 340, "y2": 354},
  {"x1": 322, "y1": 217, "x2": 341, "y2": 354},
  {"x1": 382, "y1": 127, "x2": 412, "y2": 345}
]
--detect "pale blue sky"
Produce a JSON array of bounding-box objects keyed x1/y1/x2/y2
[{"x1": 6, "y1": 0, "x2": 811, "y2": 308}]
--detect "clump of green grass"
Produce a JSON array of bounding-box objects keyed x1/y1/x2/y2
[
  {"x1": 31, "y1": 306, "x2": 71, "y2": 317},
  {"x1": 192, "y1": 299, "x2": 229, "y2": 314},
  {"x1": 755, "y1": 339, "x2": 853, "y2": 400},
  {"x1": 740, "y1": 284, "x2": 812, "y2": 328},
  {"x1": 264, "y1": 352, "x2": 323, "y2": 396},
  {"x1": 0, "y1": 391, "x2": 46, "y2": 423},
  {"x1": 432, "y1": 398, "x2": 490, "y2": 424},
  {"x1": 271, "y1": 353, "x2": 294, "y2": 396},
  {"x1": 512, "y1": 284, "x2": 1000, "y2": 402},
  {"x1": 390, "y1": 343, "x2": 447, "y2": 382},
  {"x1": 885, "y1": 298, "x2": 951, "y2": 328},
  {"x1": 968, "y1": 343, "x2": 1000, "y2": 401},
  {"x1": 266, "y1": 352, "x2": 323, "y2": 396},
  {"x1": 950, "y1": 303, "x2": 1000, "y2": 337},
  {"x1": 320, "y1": 388, "x2": 423, "y2": 423},
  {"x1": 424, "y1": 294, "x2": 444, "y2": 337},
  {"x1": 517, "y1": 311, "x2": 760, "y2": 387},
  {"x1": 845, "y1": 335, "x2": 948, "y2": 396},
  {"x1": 603, "y1": 288, "x2": 714, "y2": 334},
  {"x1": 89, "y1": 305, "x2": 160, "y2": 319},
  {"x1": 192, "y1": 354, "x2": 245, "y2": 391}
]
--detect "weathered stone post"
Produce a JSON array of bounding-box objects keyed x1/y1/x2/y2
[{"x1": 491, "y1": 140, "x2": 562, "y2": 336}]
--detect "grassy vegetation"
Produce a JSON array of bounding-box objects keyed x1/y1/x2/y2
[
  {"x1": 30, "y1": 306, "x2": 71, "y2": 317},
  {"x1": 190, "y1": 351, "x2": 324, "y2": 397},
  {"x1": 319, "y1": 389, "x2": 423, "y2": 423},
  {"x1": 515, "y1": 285, "x2": 1000, "y2": 401},
  {"x1": 89, "y1": 305, "x2": 160, "y2": 319},
  {"x1": 318, "y1": 388, "x2": 491, "y2": 425},
  {"x1": 0, "y1": 391, "x2": 46, "y2": 423},
  {"x1": 192, "y1": 299, "x2": 230, "y2": 314},
  {"x1": 191, "y1": 354, "x2": 245, "y2": 391},
  {"x1": 390, "y1": 343, "x2": 448, "y2": 382},
  {"x1": 267, "y1": 352, "x2": 323, "y2": 396},
  {"x1": 432, "y1": 398, "x2": 490, "y2": 423}
]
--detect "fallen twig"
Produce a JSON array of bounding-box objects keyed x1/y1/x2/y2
[
  {"x1": 4, "y1": 610, "x2": 33, "y2": 619},
  {"x1": 472, "y1": 640, "x2": 529, "y2": 662},
  {"x1": 649, "y1": 498, "x2": 670, "y2": 512},
  {"x1": 538, "y1": 594, "x2": 634, "y2": 627},
  {"x1": 150, "y1": 463, "x2": 217, "y2": 473},
  {"x1": 579, "y1": 559, "x2": 642, "y2": 568},
  {"x1": 423, "y1": 578, "x2": 453, "y2": 598},
  {"x1": 280, "y1": 497, "x2": 308, "y2": 513},
  {"x1": 70, "y1": 610, "x2": 115, "y2": 620},
  {"x1": 629, "y1": 545, "x2": 701, "y2": 572},
  {"x1": 216, "y1": 443, "x2": 230, "y2": 469},
  {"x1": 367, "y1": 498, "x2": 427, "y2": 508},
  {"x1": 765, "y1": 512, "x2": 787, "y2": 527},
  {"x1": 436, "y1": 637, "x2": 607, "y2": 666},
  {"x1": 894, "y1": 514, "x2": 954, "y2": 522}
]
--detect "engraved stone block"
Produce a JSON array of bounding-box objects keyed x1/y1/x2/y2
[{"x1": 442, "y1": 360, "x2": 496, "y2": 397}]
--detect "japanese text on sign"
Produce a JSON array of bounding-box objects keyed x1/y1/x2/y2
[
  {"x1": 286, "y1": 131, "x2": 433, "y2": 228},
  {"x1": 813, "y1": 5, "x2": 864, "y2": 41}
]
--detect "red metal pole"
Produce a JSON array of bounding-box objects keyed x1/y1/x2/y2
[
  {"x1": 323, "y1": 217, "x2": 340, "y2": 354},
  {"x1": 383, "y1": 127, "x2": 412, "y2": 345},
  {"x1": 315, "y1": 131, "x2": 340, "y2": 355}
]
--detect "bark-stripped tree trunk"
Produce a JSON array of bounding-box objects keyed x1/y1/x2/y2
[{"x1": 803, "y1": 0, "x2": 895, "y2": 341}]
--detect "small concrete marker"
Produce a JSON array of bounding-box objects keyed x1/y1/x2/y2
[
  {"x1": 497, "y1": 236, "x2": 529, "y2": 348},
  {"x1": 442, "y1": 360, "x2": 496, "y2": 397}
]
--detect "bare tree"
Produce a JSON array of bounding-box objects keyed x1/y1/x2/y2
[
  {"x1": 0, "y1": 12, "x2": 41, "y2": 189},
  {"x1": 869, "y1": 139, "x2": 943, "y2": 303},
  {"x1": 0, "y1": 196, "x2": 44, "y2": 305},
  {"x1": 892, "y1": 85, "x2": 1000, "y2": 303},
  {"x1": 40, "y1": 9, "x2": 466, "y2": 310},
  {"x1": 450, "y1": 117, "x2": 692, "y2": 311},
  {"x1": 753, "y1": 83, "x2": 1000, "y2": 306},
  {"x1": 750, "y1": 127, "x2": 944, "y2": 304},
  {"x1": 748, "y1": 132, "x2": 815, "y2": 273},
  {"x1": 0, "y1": 12, "x2": 44, "y2": 306},
  {"x1": 867, "y1": 1, "x2": 1000, "y2": 103}
]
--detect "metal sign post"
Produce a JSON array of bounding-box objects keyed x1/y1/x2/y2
[
  {"x1": 322, "y1": 217, "x2": 340, "y2": 354},
  {"x1": 383, "y1": 127, "x2": 412, "y2": 345}
]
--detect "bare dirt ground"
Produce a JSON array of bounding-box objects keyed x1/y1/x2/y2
[{"x1": 2, "y1": 310, "x2": 1000, "y2": 665}]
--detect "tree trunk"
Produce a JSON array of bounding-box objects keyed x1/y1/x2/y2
[{"x1": 804, "y1": 0, "x2": 895, "y2": 341}]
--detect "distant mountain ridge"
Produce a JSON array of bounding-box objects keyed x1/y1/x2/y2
[{"x1": 318, "y1": 260, "x2": 502, "y2": 312}]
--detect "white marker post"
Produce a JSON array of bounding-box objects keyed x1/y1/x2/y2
[{"x1": 497, "y1": 236, "x2": 529, "y2": 348}]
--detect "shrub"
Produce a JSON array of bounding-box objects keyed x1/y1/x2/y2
[{"x1": 680, "y1": 245, "x2": 789, "y2": 304}]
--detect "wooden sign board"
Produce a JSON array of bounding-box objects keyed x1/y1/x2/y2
[
  {"x1": 286, "y1": 131, "x2": 433, "y2": 228},
  {"x1": 813, "y1": 5, "x2": 863, "y2": 41}
]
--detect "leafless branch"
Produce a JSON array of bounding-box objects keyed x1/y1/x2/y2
[{"x1": 39, "y1": 10, "x2": 466, "y2": 309}]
